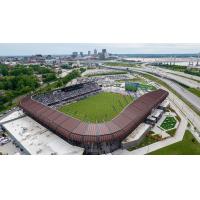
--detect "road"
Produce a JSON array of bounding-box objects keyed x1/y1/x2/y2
[
  {"x1": 142, "y1": 66, "x2": 200, "y2": 88},
  {"x1": 154, "y1": 67, "x2": 200, "y2": 82},
  {"x1": 163, "y1": 78, "x2": 200, "y2": 111},
  {"x1": 139, "y1": 65, "x2": 200, "y2": 112}
]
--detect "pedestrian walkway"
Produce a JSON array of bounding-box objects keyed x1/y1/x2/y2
[{"x1": 112, "y1": 101, "x2": 188, "y2": 155}]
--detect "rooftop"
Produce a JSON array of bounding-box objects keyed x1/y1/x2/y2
[
  {"x1": 151, "y1": 109, "x2": 164, "y2": 118},
  {"x1": 0, "y1": 110, "x2": 24, "y2": 124},
  {"x1": 2, "y1": 115, "x2": 84, "y2": 155},
  {"x1": 159, "y1": 99, "x2": 170, "y2": 108}
]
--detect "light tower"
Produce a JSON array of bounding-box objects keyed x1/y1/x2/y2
[
  {"x1": 196, "y1": 53, "x2": 200, "y2": 66},
  {"x1": 188, "y1": 57, "x2": 194, "y2": 67},
  {"x1": 169, "y1": 56, "x2": 173, "y2": 65},
  {"x1": 173, "y1": 56, "x2": 176, "y2": 65}
]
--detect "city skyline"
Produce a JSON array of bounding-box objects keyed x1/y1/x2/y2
[{"x1": 0, "y1": 43, "x2": 200, "y2": 56}]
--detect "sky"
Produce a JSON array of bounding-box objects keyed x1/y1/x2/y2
[{"x1": 0, "y1": 43, "x2": 200, "y2": 56}]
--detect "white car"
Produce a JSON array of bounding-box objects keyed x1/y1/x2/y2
[
  {"x1": 0, "y1": 138, "x2": 10, "y2": 145},
  {"x1": 0, "y1": 137, "x2": 5, "y2": 142}
]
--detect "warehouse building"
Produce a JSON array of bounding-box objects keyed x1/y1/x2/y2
[{"x1": 2, "y1": 113, "x2": 84, "y2": 155}]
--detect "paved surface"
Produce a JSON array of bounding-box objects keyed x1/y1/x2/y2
[
  {"x1": 141, "y1": 66, "x2": 200, "y2": 112},
  {"x1": 155, "y1": 67, "x2": 200, "y2": 83},
  {"x1": 147, "y1": 67, "x2": 200, "y2": 88},
  {"x1": 163, "y1": 78, "x2": 200, "y2": 111},
  {"x1": 112, "y1": 101, "x2": 188, "y2": 155},
  {"x1": 188, "y1": 126, "x2": 200, "y2": 143},
  {"x1": 0, "y1": 142, "x2": 21, "y2": 155}
]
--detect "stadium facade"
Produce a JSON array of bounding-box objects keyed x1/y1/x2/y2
[{"x1": 19, "y1": 84, "x2": 168, "y2": 154}]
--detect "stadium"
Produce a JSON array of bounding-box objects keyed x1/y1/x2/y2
[{"x1": 19, "y1": 81, "x2": 168, "y2": 154}]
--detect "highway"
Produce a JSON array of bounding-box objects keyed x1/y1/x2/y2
[
  {"x1": 143, "y1": 66, "x2": 200, "y2": 89},
  {"x1": 162, "y1": 78, "x2": 200, "y2": 111},
  {"x1": 126, "y1": 65, "x2": 200, "y2": 112},
  {"x1": 154, "y1": 67, "x2": 200, "y2": 82},
  {"x1": 139, "y1": 66, "x2": 200, "y2": 112}
]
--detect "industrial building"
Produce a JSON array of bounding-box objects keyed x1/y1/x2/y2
[{"x1": 1, "y1": 111, "x2": 84, "y2": 155}]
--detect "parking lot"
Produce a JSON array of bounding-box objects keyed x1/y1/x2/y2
[{"x1": 0, "y1": 132, "x2": 22, "y2": 155}]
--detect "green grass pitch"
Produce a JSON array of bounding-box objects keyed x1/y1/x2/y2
[
  {"x1": 160, "y1": 116, "x2": 177, "y2": 130},
  {"x1": 58, "y1": 92, "x2": 133, "y2": 123}
]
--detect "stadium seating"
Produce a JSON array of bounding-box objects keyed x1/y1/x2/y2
[{"x1": 33, "y1": 82, "x2": 101, "y2": 106}]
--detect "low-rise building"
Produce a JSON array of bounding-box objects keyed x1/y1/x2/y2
[
  {"x1": 121, "y1": 123, "x2": 151, "y2": 149},
  {"x1": 2, "y1": 114, "x2": 84, "y2": 155},
  {"x1": 158, "y1": 100, "x2": 170, "y2": 111},
  {"x1": 146, "y1": 116, "x2": 157, "y2": 125},
  {"x1": 151, "y1": 109, "x2": 164, "y2": 122}
]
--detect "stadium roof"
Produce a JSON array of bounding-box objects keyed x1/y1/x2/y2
[{"x1": 19, "y1": 89, "x2": 168, "y2": 143}]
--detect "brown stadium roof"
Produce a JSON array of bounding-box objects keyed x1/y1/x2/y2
[{"x1": 19, "y1": 89, "x2": 168, "y2": 144}]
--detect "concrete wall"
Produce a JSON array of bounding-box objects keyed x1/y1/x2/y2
[{"x1": 122, "y1": 126, "x2": 151, "y2": 149}]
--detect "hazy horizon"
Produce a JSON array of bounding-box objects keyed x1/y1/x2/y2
[{"x1": 0, "y1": 43, "x2": 200, "y2": 56}]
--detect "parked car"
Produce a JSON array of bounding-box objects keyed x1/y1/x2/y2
[
  {"x1": 0, "y1": 137, "x2": 5, "y2": 142},
  {"x1": 0, "y1": 138, "x2": 10, "y2": 145}
]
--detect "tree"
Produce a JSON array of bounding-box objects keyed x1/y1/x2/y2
[
  {"x1": 56, "y1": 79, "x2": 63, "y2": 87},
  {"x1": 43, "y1": 73, "x2": 57, "y2": 83},
  {"x1": 62, "y1": 70, "x2": 80, "y2": 84},
  {"x1": 80, "y1": 68, "x2": 86, "y2": 73},
  {"x1": 0, "y1": 66, "x2": 9, "y2": 76}
]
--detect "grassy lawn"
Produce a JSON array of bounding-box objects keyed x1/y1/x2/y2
[
  {"x1": 139, "y1": 83, "x2": 156, "y2": 91},
  {"x1": 117, "y1": 78, "x2": 145, "y2": 83},
  {"x1": 188, "y1": 88, "x2": 200, "y2": 98},
  {"x1": 160, "y1": 116, "x2": 177, "y2": 130},
  {"x1": 149, "y1": 130, "x2": 200, "y2": 155},
  {"x1": 128, "y1": 132, "x2": 162, "y2": 151},
  {"x1": 104, "y1": 62, "x2": 138, "y2": 68},
  {"x1": 87, "y1": 71, "x2": 127, "y2": 77},
  {"x1": 58, "y1": 92, "x2": 133, "y2": 123},
  {"x1": 166, "y1": 128, "x2": 177, "y2": 137}
]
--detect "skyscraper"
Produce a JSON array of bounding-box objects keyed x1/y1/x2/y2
[
  {"x1": 72, "y1": 52, "x2": 78, "y2": 58},
  {"x1": 101, "y1": 49, "x2": 108, "y2": 60},
  {"x1": 94, "y1": 49, "x2": 97, "y2": 56}
]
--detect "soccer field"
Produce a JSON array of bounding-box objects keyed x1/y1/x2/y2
[{"x1": 58, "y1": 92, "x2": 133, "y2": 123}]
